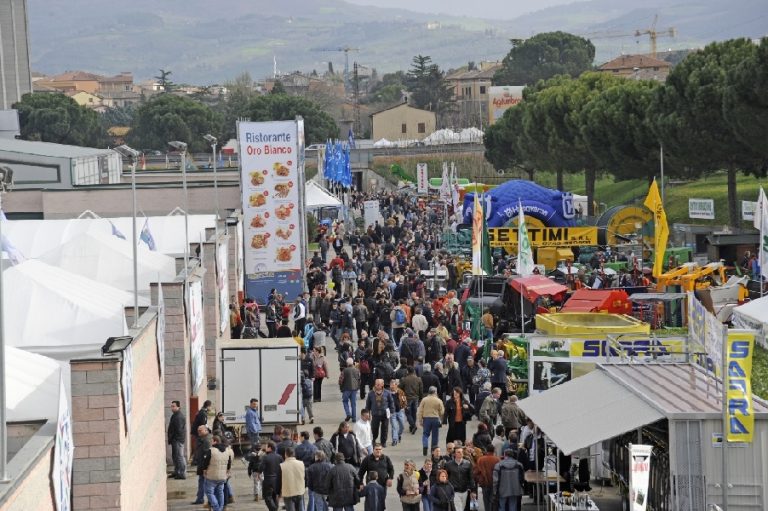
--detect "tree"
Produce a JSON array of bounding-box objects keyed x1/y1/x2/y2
[
  {"x1": 493, "y1": 32, "x2": 595, "y2": 86},
  {"x1": 244, "y1": 94, "x2": 338, "y2": 145},
  {"x1": 220, "y1": 72, "x2": 259, "y2": 141},
  {"x1": 270, "y1": 80, "x2": 286, "y2": 95},
  {"x1": 14, "y1": 92, "x2": 106, "y2": 147},
  {"x1": 366, "y1": 71, "x2": 406, "y2": 105},
  {"x1": 406, "y1": 55, "x2": 454, "y2": 115},
  {"x1": 100, "y1": 104, "x2": 135, "y2": 128},
  {"x1": 580, "y1": 79, "x2": 662, "y2": 183},
  {"x1": 650, "y1": 38, "x2": 764, "y2": 226},
  {"x1": 127, "y1": 94, "x2": 220, "y2": 152},
  {"x1": 155, "y1": 69, "x2": 174, "y2": 93},
  {"x1": 484, "y1": 104, "x2": 535, "y2": 179}
]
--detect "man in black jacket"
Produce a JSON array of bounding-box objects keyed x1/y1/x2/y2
[
  {"x1": 167, "y1": 400, "x2": 187, "y2": 479},
  {"x1": 445, "y1": 448, "x2": 476, "y2": 511},
  {"x1": 358, "y1": 443, "x2": 395, "y2": 496},
  {"x1": 191, "y1": 400, "x2": 211, "y2": 461},
  {"x1": 420, "y1": 364, "x2": 441, "y2": 398},
  {"x1": 307, "y1": 451, "x2": 334, "y2": 511},
  {"x1": 261, "y1": 441, "x2": 283, "y2": 511}
]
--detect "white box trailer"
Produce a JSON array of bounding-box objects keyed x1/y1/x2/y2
[{"x1": 218, "y1": 338, "x2": 301, "y2": 425}]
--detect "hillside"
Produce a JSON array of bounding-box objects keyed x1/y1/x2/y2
[{"x1": 27, "y1": 0, "x2": 768, "y2": 83}]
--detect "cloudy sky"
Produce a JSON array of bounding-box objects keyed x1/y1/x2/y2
[{"x1": 342, "y1": 0, "x2": 585, "y2": 18}]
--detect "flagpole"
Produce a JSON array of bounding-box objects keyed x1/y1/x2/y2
[{"x1": 131, "y1": 156, "x2": 139, "y2": 328}]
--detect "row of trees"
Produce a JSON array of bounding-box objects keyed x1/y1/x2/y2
[{"x1": 484, "y1": 37, "x2": 768, "y2": 224}]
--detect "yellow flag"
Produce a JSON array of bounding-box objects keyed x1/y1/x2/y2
[
  {"x1": 725, "y1": 330, "x2": 755, "y2": 443},
  {"x1": 643, "y1": 179, "x2": 668, "y2": 277}
]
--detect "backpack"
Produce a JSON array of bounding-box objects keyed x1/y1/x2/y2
[
  {"x1": 394, "y1": 308, "x2": 406, "y2": 325},
  {"x1": 302, "y1": 377, "x2": 313, "y2": 398},
  {"x1": 376, "y1": 360, "x2": 394, "y2": 381}
]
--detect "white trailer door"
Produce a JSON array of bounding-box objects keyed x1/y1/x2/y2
[
  {"x1": 220, "y1": 347, "x2": 261, "y2": 422},
  {"x1": 260, "y1": 346, "x2": 300, "y2": 424}
]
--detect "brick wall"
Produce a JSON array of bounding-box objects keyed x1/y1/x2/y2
[
  {"x1": 70, "y1": 311, "x2": 166, "y2": 510},
  {"x1": 0, "y1": 442, "x2": 55, "y2": 511}
]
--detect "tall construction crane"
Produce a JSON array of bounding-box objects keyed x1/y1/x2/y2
[
  {"x1": 313, "y1": 46, "x2": 360, "y2": 92},
  {"x1": 584, "y1": 15, "x2": 676, "y2": 58}
]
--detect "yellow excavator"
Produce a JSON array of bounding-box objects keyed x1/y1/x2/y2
[{"x1": 655, "y1": 262, "x2": 729, "y2": 292}]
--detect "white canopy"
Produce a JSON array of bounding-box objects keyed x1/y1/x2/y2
[
  {"x1": 733, "y1": 295, "x2": 768, "y2": 348},
  {"x1": 2, "y1": 215, "x2": 216, "y2": 258},
  {"x1": 6, "y1": 346, "x2": 63, "y2": 423},
  {"x1": 37, "y1": 231, "x2": 176, "y2": 302},
  {"x1": 4, "y1": 260, "x2": 129, "y2": 358},
  {"x1": 306, "y1": 180, "x2": 342, "y2": 211}
]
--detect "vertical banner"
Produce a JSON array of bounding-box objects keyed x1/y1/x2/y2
[
  {"x1": 238, "y1": 120, "x2": 306, "y2": 303},
  {"x1": 471, "y1": 193, "x2": 483, "y2": 275},
  {"x1": 687, "y1": 292, "x2": 723, "y2": 375},
  {"x1": 629, "y1": 444, "x2": 653, "y2": 511},
  {"x1": 416, "y1": 163, "x2": 428, "y2": 194},
  {"x1": 216, "y1": 242, "x2": 229, "y2": 335},
  {"x1": 363, "y1": 200, "x2": 381, "y2": 229},
  {"x1": 54, "y1": 375, "x2": 73, "y2": 511},
  {"x1": 156, "y1": 282, "x2": 166, "y2": 377},
  {"x1": 725, "y1": 330, "x2": 755, "y2": 443},
  {"x1": 187, "y1": 281, "x2": 205, "y2": 393},
  {"x1": 121, "y1": 344, "x2": 133, "y2": 434}
]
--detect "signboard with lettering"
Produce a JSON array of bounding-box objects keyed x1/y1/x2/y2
[
  {"x1": 688, "y1": 198, "x2": 715, "y2": 220},
  {"x1": 489, "y1": 226, "x2": 598, "y2": 248},
  {"x1": 725, "y1": 330, "x2": 755, "y2": 443},
  {"x1": 238, "y1": 120, "x2": 307, "y2": 302},
  {"x1": 488, "y1": 86, "x2": 524, "y2": 124},
  {"x1": 416, "y1": 163, "x2": 428, "y2": 194},
  {"x1": 629, "y1": 444, "x2": 653, "y2": 511},
  {"x1": 742, "y1": 200, "x2": 757, "y2": 221}
]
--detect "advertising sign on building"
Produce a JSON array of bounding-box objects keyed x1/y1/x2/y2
[
  {"x1": 725, "y1": 330, "x2": 755, "y2": 443},
  {"x1": 238, "y1": 120, "x2": 307, "y2": 302},
  {"x1": 688, "y1": 198, "x2": 715, "y2": 219},
  {"x1": 629, "y1": 444, "x2": 653, "y2": 511},
  {"x1": 416, "y1": 163, "x2": 429, "y2": 194},
  {"x1": 489, "y1": 226, "x2": 598, "y2": 248},
  {"x1": 687, "y1": 292, "x2": 723, "y2": 375},
  {"x1": 156, "y1": 282, "x2": 165, "y2": 376},
  {"x1": 742, "y1": 200, "x2": 757, "y2": 221},
  {"x1": 216, "y1": 243, "x2": 229, "y2": 335},
  {"x1": 488, "y1": 86, "x2": 524, "y2": 124},
  {"x1": 121, "y1": 344, "x2": 133, "y2": 434},
  {"x1": 187, "y1": 281, "x2": 205, "y2": 392},
  {"x1": 54, "y1": 376, "x2": 73, "y2": 511}
]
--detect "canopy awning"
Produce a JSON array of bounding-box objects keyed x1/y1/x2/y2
[
  {"x1": 510, "y1": 275, "x2": 568, "y2": 302},
  {"x1": 518, "y1": 369, "x2": 664, "y2": 455},
  {"x1": 306, "y1": 180, "x2": 342, "y2": 211}
]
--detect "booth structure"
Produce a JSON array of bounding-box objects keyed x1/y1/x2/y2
[
  {"x1": 732, "y1": 296, "x2": 768, "y2": 348},
  {"x1": 519, "y1": 363, "x2": 768, "y2": 511}
]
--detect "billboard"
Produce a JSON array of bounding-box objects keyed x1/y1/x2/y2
[
  {"x1": 238, "y1": 120, "x2": 307, "y2": 303},
  {"x1": 688, "y1": 198, "x2": 715, "y2": 220},
  {"x1": 416, "y1": 163, "x2": 429, "y2": 194},
  {"x1": 488, "y1": 226, "x2": 598, "y2": 248},
  {"x1": 488, "y1": 86, "x2": 524, "y2": 125}
]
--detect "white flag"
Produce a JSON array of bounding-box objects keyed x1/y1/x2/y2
[
  {"x1": 440, "y1": 162, "x2": 451, "y2": 202},
  {"x1": 517, "y1": 202, "x2": 535, "y2": 276},
  {"x1": 755, "y1": 187, "x2": 768, "y2": 281}
]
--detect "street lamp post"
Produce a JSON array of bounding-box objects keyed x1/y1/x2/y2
[
  {"x1": 114, "y1": 145, "x2": 141, "y2": 328},
  {"x1": 203, "y1": 135, "x2": 220, "y2": 235},
  {"x1": 169, "y1": 141, "x2": 190, "y2": 275},
  {"x1": 0, "y1": 165, "x2": 14, "y2": 481}
]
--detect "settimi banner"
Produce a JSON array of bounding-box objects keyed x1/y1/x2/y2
[
  {"x1": 629, "y1": 444, "x2": 653, "y2": 511},
  {"x1": 725, "y1": 330, "x2": 755, "y2": 443},
  {"x1": 238, "y1": 120, "x2": 306, "y2": 303}
]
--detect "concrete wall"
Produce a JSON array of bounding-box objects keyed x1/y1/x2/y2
[{"x1": 70, "y1": 309, "x2": 166, "y2": 510}]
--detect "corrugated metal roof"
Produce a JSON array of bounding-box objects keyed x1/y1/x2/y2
[
  {"x1": 518, "y1": 370, "x2": 664, "y2": 455},
  {"x1": 0, "y1": 138, "x2": 114, "y2": 159},
  {"x1": 600, "y1": 363, "x2": 768, "y2": 418}
]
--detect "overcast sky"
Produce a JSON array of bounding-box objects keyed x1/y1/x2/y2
[{"x1": 343, "y1": 0, "x2": 584, "y2": 18}]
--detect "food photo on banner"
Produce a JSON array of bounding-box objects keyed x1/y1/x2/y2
[{"x1": 238, "y1": 120, "x2": 306, "y2": 302}]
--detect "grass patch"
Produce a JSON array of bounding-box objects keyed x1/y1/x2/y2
[{"x1": 753, "y1": 345, "x2": 768, "y2": 401}]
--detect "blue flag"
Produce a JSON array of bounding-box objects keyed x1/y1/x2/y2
[
  {"x1": 140, "y1": 219, "x2": 157, "y2": 251},
  {"x1": 110, "y1": 220, "x2": 126, "y2": 240}
]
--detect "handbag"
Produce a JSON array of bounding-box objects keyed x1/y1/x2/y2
[{"x1": 315, "y1": 364, "x2": 326, "y2": 379}]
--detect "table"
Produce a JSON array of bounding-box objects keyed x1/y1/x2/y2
[
  {"x1": 547, "y1": 493, "x2": 599, "y2": 511},
  {"x1": 525, "y1": 471, "x2": 567, "y2": 510}
]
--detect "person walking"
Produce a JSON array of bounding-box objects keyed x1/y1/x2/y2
[
  {"x1": 500, "y1": 395, "x2": 526, "y2": 437},
  {"x1": 429, "y1": 469, "x2": 455, "y2": 511},
  {"x1": 354, "y1": 410, "x2": 374, "y2": 456},
  {"x1": 417, "y1": 386, "x2": 445, "y2": 456},
  {"x1": 191, "y1": 400, "x2": 211, "y2": 460},
  {"x1": 445, "y1": 386, "x2": 473, "y2": 444},
  {"x1": 307, "y1": 450, "x2": 333, "y2": 511},
  {"x1": 445, "y1": 448, "x2": 476, "y2": 511},
  {"x1": 419, "y1": 458, "x2": 436, "y2": 511},
  {"x1": 261, "y1": 441, "x2": 283, "y2": 511},
  {"x1": 358, "y1": 442, "x2": 395, "y2": 497},
  {"x1": 399, "y1": 367, "x2": 423, "y2": 435},
  {"x1": 201, "y1": 435, "x2": 233, "y2": 511},
  {"x1": 329, "y1": 452, "x2": 362, "y2": 511},
  {"x1": 396, "y1": 459, "x2": 422, "y2": 511},
  {"x1": 330, "y1": 421, "x2": 362, "y2": 467},
  {"x1": 366, "y1": 378, "x2": 396, "y2": 446},
  {"x1": 312, "y1": 347, "x2": 329, "y2": 402},
  {"x1": 246, "y1": 398, "x2": 262, "y2": 447},
  {"x1": 389, "y1": 379, "x2": 407, "y2": 446},
  {"x1": 191, "y1": 425, "x2": 212, "y2": 506},
  {"x1": 167, "y1": 400, "x2": 187, "y2": 479},
  {"x1": 313, "y1": 426, "x2": 336, "y2": 461},
  {"x1": 340, "y1": 358, "x2": 361, "y2": 422},
  {"x1": 473, "y1": 447, "x2": 500, "y2": 511},
  {"x1": 280, "y1": 446, "x2": 306, "y2": 511},
  {"x1": 361, "y1": 471, "x2": 386, "y2": 511},
  {"x1": 493, "y1": 449, "x2": 525, "y2": 511},
  {"x1": 479, "y1": 388, "x2": 502, "y2": 429}
]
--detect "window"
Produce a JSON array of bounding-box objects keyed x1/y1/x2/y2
[
  {"x1": 480, "y1": 85, "x2": 486, "y2": 94},
  {"x1": 401, "y1": 123, "x2": 407, "y2": 134},
  {"x1": 418, "y1": 123, "x2": 426, "y2": 134},
  {"x1": 653, "y1": 67, "x2": 659, "y2": 71}
]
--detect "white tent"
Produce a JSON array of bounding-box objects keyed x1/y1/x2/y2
[
  {"x1": 2, "y1": 215, "x2": 216, "y2": 258},
  {"x1": 732, "y1": 295, "x2": 768, "y2": 348},
  {"x1": 37, "y1": 231, "x2": 176, "y2": 302},
  {"x1": 4, "y1": 260, "x2": 129, "y2": 358},
  {"x1": 305, "y1": 180, "x2": 342, "y2": 211},
  {"x1": 7, "y1": 346, "x2": 63, "y2": 423}
]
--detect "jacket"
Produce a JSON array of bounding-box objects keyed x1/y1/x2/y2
[
  {"x1": 191, "y1": 408, "x2": 209, "y2": 437},
  {"x1": 295, "y1": 439, "x2": 317, "y2": 467},
  {"x1": 314, "y1": 437, "x2": 335, "y2": 461},
  {"x1": 417, "y1": 395, "x2": 445, "y2": 421},
  {"x1": 194, "y1": 435, "x2": 212, "y2": 476},
  {"x1": 429, "y1": 482, "x2": 455, "y2": 511},
  {"x1": 167, "y1": 410, "x2": 186, "y2": 444},
  {"x1": 479, "y1": 396, "x2": 500, "y2": 425},
  {"x1": 488, "y1": 358, "x2": 508, "y2": 384},
  {"x1": 472, "y1": 431, "x2": 493, "y2": 454},
  {"x1": 473, "y1": 454, "x2": 501, "y2": 488},
  {"x1": 306, "y1": 460, "x2": 333, "y2": 495},
  {"x1": 445, "y1": 394, "x2": 473, "y2": 426},
  {"x1": 246, "y1": 406, "x2": 261, "y2": 435},
  {"x1": 358, "y1": 454, "x2": 394, "y2": 485},
  {"x1": 340, "y1": 366, "x2": 361, "y2": 391},
  {"x1": 493, "y1": 457, "x2": 525, "y2": 498},
  {"x1": 202, "y1": 443, "x2": 233, "y2": 481},
  {"x1": 445, "y1": 458, "x2": 475, "y2": 492},
  {"x1": 500, "y1": 402, "x2": 526, "y2": 430},
  {"x1": 400, "y1": 374, "x2": 424, "y2": 402},
  {"x1": 361, "y1": 480, "x2": 386, "y2": 511},
  {"x1": 261, "y1": 451, "x2": 283, "y2": 480},
  {"x1": 328, "y1": 461, "x2": 361, "y2": 507},
  {"x1": 365, "y1": 389, "x2": 395, "y2": 418},
  {"x1": 421, "y1": 372, "x2": 441, "y2": 396},
  {"x1": 330, "y1": 431, "x2": 361, "y2": 466},
  {"x1": 279, "y1": 457, "x2": 306, "y2": 498},
  {"x1": 397, "y1": 471, "x2": 422, "y2": 504}
]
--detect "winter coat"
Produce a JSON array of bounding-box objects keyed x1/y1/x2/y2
[
  {"x1": 167, "y1": 410, "x2": 186, "y2": 444},
  {"x1": 328, "y1": 461, "x2": 361, "y2": 507},
  {"x1": 358, "y1": 454, "x2": 394, "y2": 485},
  {"x1": 500, "y1": 402, "x2": 526, "y2": 431},
  {"x1": 306, "y1": 460, "x2": 333, "y2": 495},
  {"x1": 493, "y1": 457, "x2": 525, "y2": 498},
  {"x1": 445, "y1": 458, "x2": 475, "y2": 492},
  {"x1": 429, "y1": 482, "x2": 456, "y2": 511},
  {"x1": 361, "y1": 481, "x2": 386, "y2": 511}
]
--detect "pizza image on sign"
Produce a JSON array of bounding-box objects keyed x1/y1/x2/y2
[
  {"x1": 275, "y1": 204, "x2": 292, "y2": 220},
  {"x1": 276, "y1": 246, "x2": 295, "y2": 262},
  {"x1": 251, "y1": 234, "x2": 270, "y2": 249},
  {"x1": 250, "y1": 171, "x2": 265, "y2": 186},
  {"x1": 249, "y1": 193, "x2": 267, "y2": 207},
  {"x1": 250, "y1": 215, "x2": 266, "y2": 228},
  {"x1": 273, "y1": 162, "x2": 290, "y2": 176}
]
